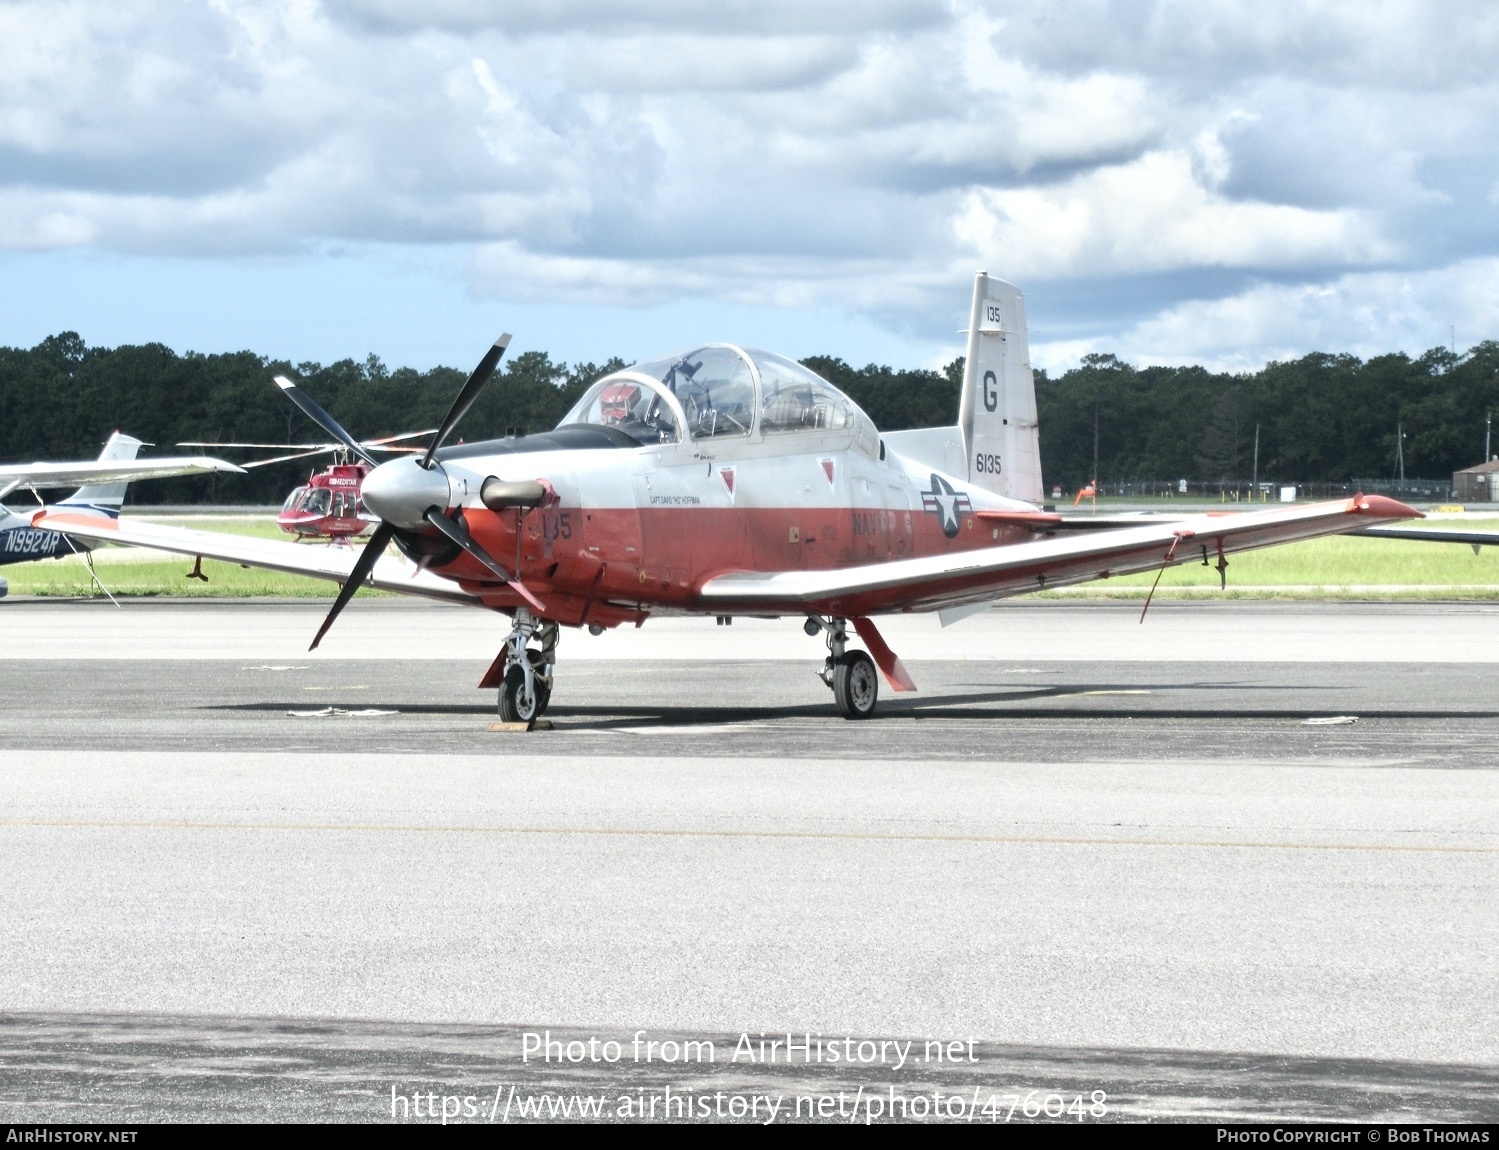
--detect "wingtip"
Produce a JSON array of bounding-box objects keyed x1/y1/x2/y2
[{"x1": 1349, "y1": 493, "x2": 1424, "y2": 519}]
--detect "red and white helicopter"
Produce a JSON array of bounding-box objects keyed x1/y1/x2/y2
[
  {"x1": 37, "y1": 274, "x2": 1422, "y2": 720},
  {"x1": 176, "y1": 431, "x2": 437, "y2": 543}
]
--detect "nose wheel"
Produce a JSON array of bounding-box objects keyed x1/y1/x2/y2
[
  {"x1": 496, "y1": 610, "x2": 556, "y2": 725},
  {"x1": 499, "y1": 650, "x2": 552, "y2": 724},
  {"x1": 808, "y1": 616, "x2": 879, "y2": 719}
]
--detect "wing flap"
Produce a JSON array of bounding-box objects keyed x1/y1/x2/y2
[
  {"x1": 698, "y1": 495, "x2": 1421, "y2": 614},
  {"x1": 31, "y1": 512, "x2": 480, "y2": 606}
]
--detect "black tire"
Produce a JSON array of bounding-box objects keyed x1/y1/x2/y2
[
  {"x1": 498, "y1": 662, "x2": 549, "y2": 724},
  {"x1": 527, "y1": 650, "x2": 553, "y2": 717},
  {"x1": 833, "y1": 650, "x2": 878, "y2": 719}
]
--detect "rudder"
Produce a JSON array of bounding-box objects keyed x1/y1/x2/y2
[
  {"x1": 958, "y1": 273, "x2": 1043, "y2": 504},
  {"x1": 56, "y1": 431, "x2": 144, "y2": 517}
]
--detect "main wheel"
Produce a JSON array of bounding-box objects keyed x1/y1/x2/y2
[
  {"x1": 498, "y1": 660, "x2": 549, "y2": 724},
  {"x1": 832, "y1": 650, "x2": 878, "y2": 719}
]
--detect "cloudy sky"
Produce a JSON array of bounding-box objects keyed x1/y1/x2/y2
[{"x1": 2, "y1": 0, "x2": 1497, "y2": 375}]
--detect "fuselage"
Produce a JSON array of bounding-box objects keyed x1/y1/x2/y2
[
  {"x1": 0, "y1": 505, "x2": 93, "y2": 566},
  {"x1": 397, "y1": 423, "x2": 1034, "y2": 627}
]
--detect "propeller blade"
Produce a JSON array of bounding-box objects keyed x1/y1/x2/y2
[
  {"x1": 421, "y1": 334, "x2": 511, "y2": 470},
  {"x1": 275, "y1": 376, "x2": 378, "y2": 467},
  {"x1": 422, "y1": 506, "x2": 545, "y2": 612},
  {"x1": 309, "y1": 520, "x2": 396, "y2": 650}
]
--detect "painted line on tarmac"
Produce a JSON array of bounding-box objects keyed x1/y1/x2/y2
[{"x1": 0, "y1": 817, "x2": 1492, "y2": 855}]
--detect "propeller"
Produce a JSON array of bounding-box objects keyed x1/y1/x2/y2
[
  {"x1": 422, "y1": 334, "x2": 510, "y2": 470},
  {"x1": 422, "y1": 507, "x2": 545, "y2": 612},
  {"x1": 309, "y1": 520, "x2": 395, "y2": 650},
  {"x1": 274, "y1": 376, "x2": 380, "y2": 467},
  {"x1": 281, "y1": 332, "x2": 542, "y2": 650}
]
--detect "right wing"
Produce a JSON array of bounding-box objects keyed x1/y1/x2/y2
[
  {"x1": 699, "y1": 495, "x2": 1421, "y2": 617},
  {"x1": 31, "y1": 512, "x2": 481, "y2": 606}
]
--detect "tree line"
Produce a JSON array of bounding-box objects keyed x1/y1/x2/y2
[{"x1": 2, "y1": 332, "x2": 1496, "y2": 503}]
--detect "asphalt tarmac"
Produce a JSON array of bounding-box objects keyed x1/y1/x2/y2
[{"x1": 1, "y1": 598, "x2": 1496, "y2": 1123}]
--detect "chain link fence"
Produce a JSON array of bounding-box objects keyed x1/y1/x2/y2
[{"x1": 1049, "y1": 478, "x2": 1456, "y2": 502}]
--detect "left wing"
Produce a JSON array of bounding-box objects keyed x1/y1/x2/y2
[
  {"x1": 699, "y1": 495, "x2": 1421, "y2": 616},
  {"x1": 31, "y1": 511, "x2": 480, "y2": 606},
  {"x1": 0, "y1": 456, "x2": 243, "y2": 501}
]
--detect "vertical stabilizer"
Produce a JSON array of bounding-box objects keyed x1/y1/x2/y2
[
  {"x1": 958, "y1": 273, "x2": 1043, "y2": 504},
  {"x1": 56, "y1": 431, "x2": 144, "y2": 517}
]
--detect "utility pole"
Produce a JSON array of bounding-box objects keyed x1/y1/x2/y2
[
  {"x1": 1487, "y1": 410, "x2": 1492, "y2": 462},
  {"x1": 1397, "y1": 421, "x2": 1406, "y2": 483},
  {"x1": 1251, "y1": 423, "x2": 1260, "y2": 501},
  {"x1": 1092, "y1": 400, "x2": 1099, "y2": 490}
]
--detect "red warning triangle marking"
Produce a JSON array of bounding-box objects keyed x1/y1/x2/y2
[
  {"x1": 820, "y1": 459, "x2": 835, "y2": 485},
  {"x1": 721, "y1": 467, "x2": 735, "y2": 495}
]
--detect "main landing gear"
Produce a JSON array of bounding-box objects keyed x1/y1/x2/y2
[
  {"x1": 806, "y1": 616, "x2": 879, "y2": 719},
  {"x1": 497, "y1": 608, "x2": 558, "y2": 725}
]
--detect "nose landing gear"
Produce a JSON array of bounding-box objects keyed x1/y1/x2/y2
[
  {"x1": 807, "y1": 615, "x2": 879, "y2": 719},
  {"x1": 497, "y1": 608, "x2": 558, "y2": 725}
]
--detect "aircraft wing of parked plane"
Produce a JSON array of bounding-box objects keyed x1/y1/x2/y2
[
  {"x1": 0, "y1": 434, "x2": 247, "y2": 589},
  {"x1": 34, "y1": 274, "x2": 1422, "y2": 721},
  {"x1": 0, "y1": 454, "x2": 243, "y2": 501}
]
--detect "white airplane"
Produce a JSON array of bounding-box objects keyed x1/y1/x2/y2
[
  {"x1": 36, "y1": 275, "x2": 1422, "y2": 718},
  {"x1": 0, "y1": 433, "x2": 243, "y2": 598}
]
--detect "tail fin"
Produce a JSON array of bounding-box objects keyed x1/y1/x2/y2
[
  {"x1": 958, "y1": 272, "x2": 1043, "y2": 504},
  {"x1": 56, "y1": 432, "x2": 144, "y2": 518}
]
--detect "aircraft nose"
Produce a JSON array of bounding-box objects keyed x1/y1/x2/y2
[{"x1": 361, "y1": 457, "x2": 452, "y2": 530}]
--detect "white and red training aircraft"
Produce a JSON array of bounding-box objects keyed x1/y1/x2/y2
[{"x1": 36, "y1": 274, "x2": 1421, "y2": 720}]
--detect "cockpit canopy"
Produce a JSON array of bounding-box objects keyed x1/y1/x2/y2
[{"x1": 559, "y1": 345, "x2": 880, "y2": 457}]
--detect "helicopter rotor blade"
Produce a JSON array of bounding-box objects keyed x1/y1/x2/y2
[
  {"x1": 421, "y1": 334, "x2": 511, "y2": 471},
  {"x1": 422, "y1": 506, "x2": 544, "y2": 613},
  {"x1": 364, "y1": 429, "x2": 438, "y2": 447},
  {"x1": 274, "y1": 376, "x2": 379, "y2": 467},
  {"x1": 178, "y1": 441, "x2": 335, "y2": 450},
  {"x1": 309, "y1": 520, "x2": 396, "y2": 650},
  {"x1": 241, "y1": 446, "x2": 344, "y2": 468}
]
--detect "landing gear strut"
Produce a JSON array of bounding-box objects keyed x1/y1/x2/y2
[
  {"x1": 497, "y1": 608, "x2": 558, "y2": 724},
  {"x1": 807, "y1": 615, "x2": 878, "y2": 719}
]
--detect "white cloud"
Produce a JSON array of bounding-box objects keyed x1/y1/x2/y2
[
  {"x1": 954, "y1": 146, "x2": 1390, "y2": 281},
  {"x1": 1, "y1": 0, "x2": 1498, "y2": 370},
  {"x1": 982, "y1": 0, "x2": 1499, "y2": 92},
  {"x1": 324, "y1": 0, "x2": 949, "y2": 37},
  {"x1": 1037, "y1": 259, "x2": 1499, "y2": 374}
]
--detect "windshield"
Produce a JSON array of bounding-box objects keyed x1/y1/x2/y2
[
  {"x1": 559, "y1": 374, "x2": 683, "y2": 444},
  {"x1": 560, "y1": 345, "x2": 879, "y2": 456},
  {"x1": 754, "y1": 350, "x2": 879, "y2": 455},
  {"x1": 627, "y1": 347, "x2": 754, "y2": 440}
]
